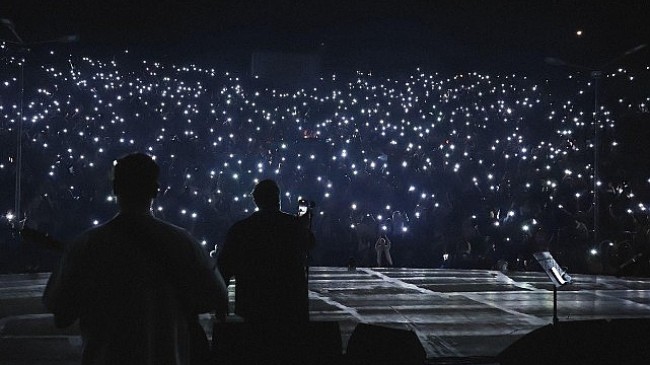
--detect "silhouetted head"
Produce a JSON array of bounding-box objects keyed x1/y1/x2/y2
[
  {"x1": 113, "y1": 153, "x2": 160, "y2": 211},
  {"x1": 252, "y1": 179, "x2": 280, "y2": 211}
]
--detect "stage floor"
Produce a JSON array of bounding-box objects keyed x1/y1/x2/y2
[{"x1": 2, "y1": 267, "x2": 650, "y2": 364}]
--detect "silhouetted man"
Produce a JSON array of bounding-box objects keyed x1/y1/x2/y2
[
  {"x1": 217, "y1": 179, "x2": 314, "y2": 323},
  {"x1": 43, "y1": 153, "x2": 228, "y2": 365}
]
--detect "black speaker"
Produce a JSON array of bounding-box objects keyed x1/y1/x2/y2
[
  {"x1": 499, "y1": 319, "x2": 650, "y2": 365},
  {"x1": 346, "y1": 323, "x2": 426, "y2": 365},
  {"x1": 212, "y1": 321, "x2": 341, "y2": 365}
]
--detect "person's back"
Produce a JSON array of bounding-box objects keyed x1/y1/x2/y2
[
  {"x1": 65, "y1": 214, "x2": 212, "y2": 363},
  {"x1": 218, "y1": 179, "x2": 313, "y2": 323},
  {"x1": 224, "y1": 210, "x2": 309, "y2": 322},
  {"x1": 44, "y1": 153, "x2": 227, "y2": 365}
]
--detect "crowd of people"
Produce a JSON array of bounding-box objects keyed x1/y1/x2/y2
[{"x1": 1, "y1": 45, "x2": 650, "y2": 275}]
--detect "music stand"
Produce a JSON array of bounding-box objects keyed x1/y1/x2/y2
[{"x1": 533, "y1": 251, "x2": 573, "y2": 325}]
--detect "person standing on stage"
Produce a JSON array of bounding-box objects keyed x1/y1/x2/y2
[
  {"x1": 217, "y1": 179, "x2": 314, "y2": 323},
  {"x1": 43, "y1": 153, "x2": 228, "y2": 365},
  {"x1": 375, "y1": 232, "x2": 394, "y2": 267}
]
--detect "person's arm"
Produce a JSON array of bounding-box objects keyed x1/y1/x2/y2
[
  {"x1": 214, "y1": 227, "x2": 240, "y2": 319},
  {"x1": 42, "y1": 237, "x2": 86, "y2": 328},
  {"x1": 216, "y1": 227, "x2": 237, "y2": 287},
  {"x1": 183, "y1": 231, "x2": 228, "y2": 318},
  {"x1": 211, "y1": 267, "x2": 229, "y2": 322}
]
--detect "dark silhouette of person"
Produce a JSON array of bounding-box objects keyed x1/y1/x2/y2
[
  {"x1": 43, "y1": 153, "x2": 228, "y2": 365},
  {"x1": 217, "y1": 179, "x2": 314, "y2": 323}
]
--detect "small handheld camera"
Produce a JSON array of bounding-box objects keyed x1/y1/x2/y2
[{"x1": 298, "y1": 199, "x2": 316, "y2": 217}]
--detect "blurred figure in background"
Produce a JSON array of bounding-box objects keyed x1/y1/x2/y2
[{"x1": 375, "y1": 232, "x2": 393, "y2": 267}]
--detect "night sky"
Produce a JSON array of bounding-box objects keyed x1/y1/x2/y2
[{"x1": 2, "y1": 0, "x2": 649, "y2": 72}]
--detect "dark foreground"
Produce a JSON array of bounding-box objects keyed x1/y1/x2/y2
[{"x1": 2, "y1": 267, "x2": 650, "y2": 364}]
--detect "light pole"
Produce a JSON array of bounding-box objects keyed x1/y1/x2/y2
[
  {"x1": 1, "y1": 19, "x2": 77, "y2": 227},
  {"x1": 546, "y1": 43, "x2": 646, "y2": 246}
]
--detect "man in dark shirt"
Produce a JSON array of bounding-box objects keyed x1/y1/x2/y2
[
  {"x1": 43, "y1": 153, "x2": 228, "y2": 365},
  {"x1": 217, "y1": 179, "x2": 314, "y2": 323}
]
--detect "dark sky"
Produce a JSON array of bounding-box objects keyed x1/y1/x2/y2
[{"x1": 1, "y1": 0, "x2": 649, "y2": 72}]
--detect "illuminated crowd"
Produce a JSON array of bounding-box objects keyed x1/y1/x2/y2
[{"x1": 1, "y1": 45, "x2": 650, "y2": 274}]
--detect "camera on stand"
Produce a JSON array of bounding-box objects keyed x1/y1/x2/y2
[
  {"x1": 297, "y1": 199, "x2": 316, "y2": 229},
  {"x1": 298, "y1": 199, "x2": 315, "y2": 216}
]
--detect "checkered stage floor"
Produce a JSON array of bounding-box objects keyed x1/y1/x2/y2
[{"x1": 2, "y1": 267, "x2": 650, "y2": 363}]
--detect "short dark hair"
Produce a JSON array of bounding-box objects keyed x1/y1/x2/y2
[
  {"x1": 113, "y1": 153, "x2": 160, "y2": 202},
  {"x1": 252, "y1": 179, "x2": 280, "y2": 209}
]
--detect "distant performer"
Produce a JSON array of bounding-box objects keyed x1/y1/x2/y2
[
  {"x1": 43, "y1": 153, "x2": 228, "y2": 365},
  {"x1": 217, "y1": 179, "x2": 314, "y2": 322},
  {"x1": 375, "y1": 232, "x2": 393, "y2": 267}
]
